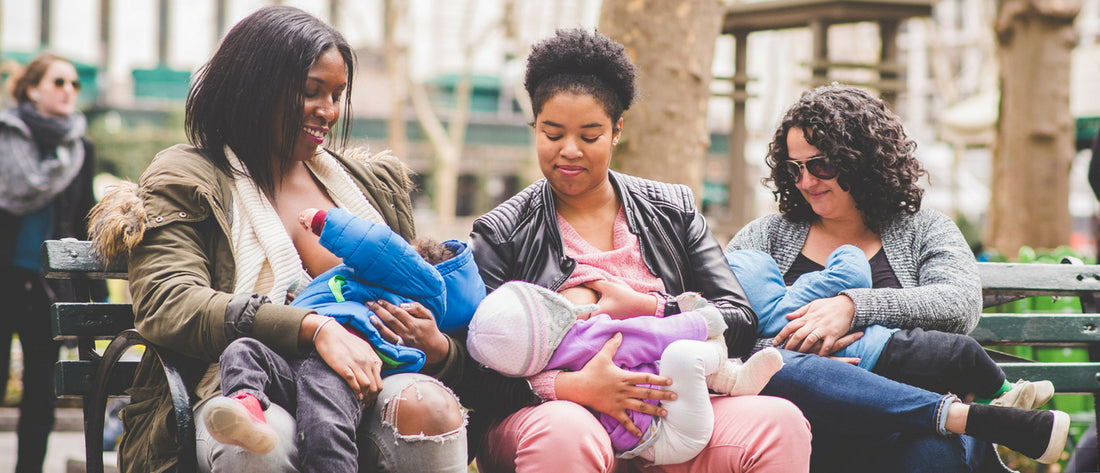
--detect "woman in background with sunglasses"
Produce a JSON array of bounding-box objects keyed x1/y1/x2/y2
[
  {"x1": 0, "y1": 52, "x2": 103, "y2": 473},
  {"x1": 724, "y1": 84, "x2": 1063, "y2": 471}
]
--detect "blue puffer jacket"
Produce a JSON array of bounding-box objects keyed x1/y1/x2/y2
[{"x1": 292, "y1": 208, "x2": 485, "y2": 375}]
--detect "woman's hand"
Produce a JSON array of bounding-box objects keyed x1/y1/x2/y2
[
  {"x1": 554, "y1": 333, "x2": 675, "y2": 437},
  {"x1": 308, "y1": 314, "x2": 384, "y2": 405},
  {"x1": 368, "y1": 300, "x2": 450, "y2": 366},
  {"x1": 774, "y1": 295, "x2": 862, "y2": 356},
  {"x1": 588, "y1": 280, "x2": 657, "y2": 319}
]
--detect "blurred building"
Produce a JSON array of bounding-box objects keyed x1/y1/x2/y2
[{"x1": 3, "y1": 0, "x2": 1100, "y2": 244}]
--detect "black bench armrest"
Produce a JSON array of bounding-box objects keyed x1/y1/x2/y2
[{"x1": 72, "y1": 329, "x2": 198, "y2": 473}]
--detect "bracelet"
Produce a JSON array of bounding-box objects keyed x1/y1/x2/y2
[{"x1": 312, "y1": 317, "x2": 335, "y2": 343}]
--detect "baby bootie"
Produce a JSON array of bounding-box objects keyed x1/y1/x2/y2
[
  {"x1": 706, "y1": 347, "x2": 784, "y2": 396},
  {"x1": 203, "y1": 392, "x2": 279, "y2": 454}
]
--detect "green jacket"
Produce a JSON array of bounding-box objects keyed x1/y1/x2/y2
[{"x1": 105, "y1": 144, "x2": 467, "y2": 473}]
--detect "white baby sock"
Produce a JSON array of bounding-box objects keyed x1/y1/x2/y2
[{"x1": 706, "y1": 347, "x2": 784, "y2": 396}]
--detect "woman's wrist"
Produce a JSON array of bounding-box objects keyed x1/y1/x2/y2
[
  {"x1": 528, "y1": 370, "x2": 560, "y2": 401},
  {"x1": 553, "y1": 370, "x2": 590, "y2": 405},
  {"x1": 422, "y1": 332, "x2": 452, "y2": 367},
  {"x1": 299, "y1": 313, "x2": 328, "y2": 347}
]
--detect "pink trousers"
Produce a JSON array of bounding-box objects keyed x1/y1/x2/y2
[{"x1": 477, "y1": 395, "x2": 811, "y2": 473}]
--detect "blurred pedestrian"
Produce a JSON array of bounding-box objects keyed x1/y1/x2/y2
[{"x1": 0, "y1": 52, "x2": 103, "y2": 473}]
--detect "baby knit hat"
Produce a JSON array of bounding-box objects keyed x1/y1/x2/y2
[{"x1": 467, "y1": 281, "x2": 599, "y2": 377}]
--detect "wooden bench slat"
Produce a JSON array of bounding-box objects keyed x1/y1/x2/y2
[
  {"x1": 971, "y1": 314, "x2": 1100, "y2": 344},
  {"x1": 998, "y1": 362, "x2": 1100, "y2": 394},
  {"x1": 978, "y1": 262, "x2": 1100, "y2": 296},
  {"x1": 41, "y1": 239, "x2": 127, "y2": 280},
  {"x1": 52, "y1": 303, "x2": 134, "y2": 338},
  {"x1": 55, "y1": 360, "x2": 138, "y2": 397}
]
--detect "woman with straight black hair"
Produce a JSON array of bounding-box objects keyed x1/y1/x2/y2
[{"x1": 87, "y1": 6, "x2": 468, "y2": 473}]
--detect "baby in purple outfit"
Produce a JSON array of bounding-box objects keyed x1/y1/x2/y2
[{"x1": 467, "y1": 280, "x2": 783, "y2": 465}]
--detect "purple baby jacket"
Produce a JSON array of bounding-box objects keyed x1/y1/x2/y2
[{"x1": 545, "y1": 312, "x2": 708, "y2": 454}]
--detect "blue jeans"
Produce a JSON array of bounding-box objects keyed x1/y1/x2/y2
[{"x1": 761, "y1": 350, "x2": 1010, "y2": 473}]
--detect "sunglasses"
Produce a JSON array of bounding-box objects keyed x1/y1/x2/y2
[
  {"x1": 51, "y1": 78, "x2": 81, "y2": 91},
  {"x1": 784, "y1": 155, "x2": 838, "y2": 182}
]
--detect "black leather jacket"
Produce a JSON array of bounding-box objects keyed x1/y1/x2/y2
[{"x1": 459, "y1": 171, "x2": 757, "y2": 439}]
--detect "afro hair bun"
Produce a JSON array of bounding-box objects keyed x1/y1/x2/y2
[{"x1": 524, "y1": 28, "x2": 636, "y2": 113}]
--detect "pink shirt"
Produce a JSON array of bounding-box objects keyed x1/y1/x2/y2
[{"x1": 557, "y1": 209, "x2": 664, "y2": 295}]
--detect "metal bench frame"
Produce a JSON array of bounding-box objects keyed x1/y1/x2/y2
[
  {"x1": 972, "y1": 258, "x2": 1100, "y2": 470},
  {"x1": 44, "y1": 239, "x2": 198, "y2": 473}
]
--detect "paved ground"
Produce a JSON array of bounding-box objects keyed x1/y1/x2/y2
[
  {"x1": 0, "y1": 408, "x2": 116, "y2": 473},
  {"x1": 0, "y1": 431, "x2": 96, "y2": 473}
]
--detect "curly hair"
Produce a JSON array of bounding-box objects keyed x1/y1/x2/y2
[
  {"x1": 764, "y1": 84, "x2": 926, "y2": 233},
  {"x1": 524, "y1": 28, "x2": 635, "y2": 128}
]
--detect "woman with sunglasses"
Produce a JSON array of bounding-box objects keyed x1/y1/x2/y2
[
  {"x1": 0, "y1": 52, "x2": 102, "y2": 473},
  {"x1": 725, "y1": 84, "x2": 1068, "y2": 471}
]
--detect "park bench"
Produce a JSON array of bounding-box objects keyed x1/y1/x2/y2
[
  {"x1": 43, "y1": 238, "x2": 199, "y2": 473},
  {"x1": 970, "y1": 258, "x2": 1100, "y2": 470},
  {"x1": 41, "y1": 238, "x2": 1100, "y2": 471}
]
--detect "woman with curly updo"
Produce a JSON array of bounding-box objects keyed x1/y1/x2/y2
[
  {"x1": 463, "y1": 28, "x2": 813, "y2": 472},
  {"x1": 727, "y1": 84, "x2": 1069, "y2": 470}
]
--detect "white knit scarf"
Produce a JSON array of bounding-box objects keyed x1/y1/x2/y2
[{"x1": 226, "y1": 147, "x2": 387, "y2": 304}]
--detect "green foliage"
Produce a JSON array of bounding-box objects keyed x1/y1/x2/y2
[
  {"x1": 86, "y1": 110, "x2": 187, "y2": 181},
  {"x1": 954, "y1": 213, "x2": 984, "y2": 256}
]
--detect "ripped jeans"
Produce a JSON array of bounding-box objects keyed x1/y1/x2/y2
[{"x1": 198, "y1": 338, "x2": 467, "y2": 473}]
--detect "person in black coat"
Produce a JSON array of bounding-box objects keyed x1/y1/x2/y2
[{"x1": 0, "y1": 52, "x2": 105, "y2": 473}]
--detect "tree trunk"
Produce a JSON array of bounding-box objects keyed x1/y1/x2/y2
[
  {"x1": 988, "y1": 0, "x2": 1079, "y2": 255},
  {"x1": 598, "y1": 0, "x2": 724, "y2": 201}
]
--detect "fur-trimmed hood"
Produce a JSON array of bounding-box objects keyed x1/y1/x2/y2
[{"x1": 87, "y1": 180, "x2": 146, "y2": 266}]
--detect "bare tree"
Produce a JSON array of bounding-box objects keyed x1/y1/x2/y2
[
  {"x1": 383, "y1": 0, "x2": 409, "y2": 161},
  {"x1": 987, "y1": 0, "x2": 1079, "y2": 254},
  {"x1": 408, "y1": 1, "x2": 501, "y2": 225},
  {"x1": 597, "y1": 0, "x2": 725, "y2": 201}
]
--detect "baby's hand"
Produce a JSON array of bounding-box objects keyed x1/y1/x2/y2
[{"x1": 298, "y1": 208, "x2": 325, "y2": 235}]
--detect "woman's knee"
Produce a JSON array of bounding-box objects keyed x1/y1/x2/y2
[
  {"x1": 708, "y1": 396, "x2": 812, "y2": 471},
  {"x1": 389, "y1": 378, "x2": 466, "y2": 436},
  {"x1": 523, "y1": 401, "x2": 609, "y2": 443},
  {"x1": 712, "y1": 395, "x2": 811, "y2": 446},
  {"x1": 478, "y1": 401, "x2": 613, "y2": 473}
]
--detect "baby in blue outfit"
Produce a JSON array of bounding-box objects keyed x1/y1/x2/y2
[
  {"x1": 201, "y1": 207, "x2": 484, "y2": 456},
  {"x1": 728, "y1": 245, "x2": 1051, "y2": 408}
]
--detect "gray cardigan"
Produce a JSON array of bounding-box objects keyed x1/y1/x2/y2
[{"x1": 726, "y1": 208, "x2": 981, "y2": 339}]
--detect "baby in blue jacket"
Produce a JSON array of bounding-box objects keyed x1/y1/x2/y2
[
  {"x1": 201, "y1": 207, "x2": 484, "y2": 456},
  {"x1": 291, "y1": 207, "x2": 484, "y2": 374},
  {"x1": 727, "y1": 245, "x2": 1051, "y2": 408}
]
